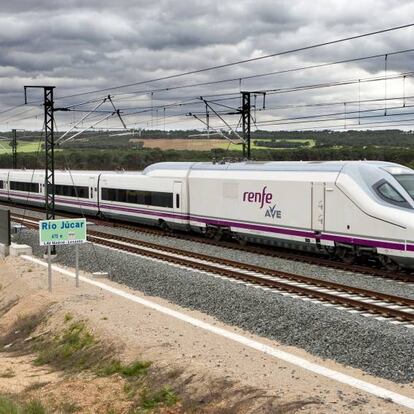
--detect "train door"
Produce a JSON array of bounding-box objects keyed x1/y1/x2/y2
[
  {"x1": 96, "y1": 173, "x2": 101, "y2": 213},
  {"x1": 173, "y1": 182, "x2": 182, "y2": 215},
  {"x1": 6, "y1": 171, "x2": 10, "y2": 200},
  {"x1": 312, "y1": 182, "x2": 325, "y2": 231},
  {"x1": 89, "y1": 177, "x2": 96, "y2": 201}
]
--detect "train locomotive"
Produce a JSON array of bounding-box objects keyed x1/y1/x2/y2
[{"x1": 1, "y1": 160, "x2": 414, "y2": 270}]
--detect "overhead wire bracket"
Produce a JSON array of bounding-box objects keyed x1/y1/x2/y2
[
  {"x1": 200, "y1": 97, "x2": 244, "y2": 142},
  {"x1": 56, "y1": 97, "x2": 109, "y2": 144},
  {"x1": 56, "y1": 95, "x2": 127, "y2": 146},
  {"x1": 107, "y1": 95, "x2": 127, "y2": 129},
  {"x1": 57, "y1": 112, "x2": 115, "y2": 146},
  {"x1": 188, "y1": 113, "x2": 240, "y2": 144}
]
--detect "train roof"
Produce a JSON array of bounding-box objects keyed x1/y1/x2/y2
[
  {"x1": 0, "y1": 160, "x2": 409, "y2": 177},
  {"x1": 142, "y1": 160, "x2": 402, "y2": 174}
]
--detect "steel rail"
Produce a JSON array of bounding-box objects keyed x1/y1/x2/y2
[
  {"x1": 87, "y1": 233, "x2": 414, "y2": 323},
  {"x1": 7, "y1": 208, "x2": 414, "y2": 282},
  {"x1": 10, "y1": 213, "x2": 414, "y2": 321},
  {"x1": 87, "y1": 232, "x2": 414, "y2": 305}
]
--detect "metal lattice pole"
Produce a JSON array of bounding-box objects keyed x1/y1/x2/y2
[
  {"x1": 242, "y1": 92, "x2": 251, "y2": 160},
  {"x1": 24, "y1": 85, "x2": 56, "y2": 255},
  {"x1": 44, "y1": 87, "x2": 55, "y2": 224}
]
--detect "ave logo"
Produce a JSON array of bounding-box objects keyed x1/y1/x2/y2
[
  {"x1": 265, "y1": 204, "x2": 282, "y2": 219},
  {"x1": 242, "y1": 186, "x2": 282, "y2": 220}
]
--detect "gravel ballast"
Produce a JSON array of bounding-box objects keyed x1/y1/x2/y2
[
  {"x1": 8, "y1": 204, "x2": 414, "y2": 300},
  {"x1": 93, "y1": 223, "x2": 414, "y2": 299},
  {"x1": 15, "y1": 229, "x2": 414, "y2": 384}
]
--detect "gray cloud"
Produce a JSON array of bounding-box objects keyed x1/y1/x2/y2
[{"x1": 0, "y1": 0, "x2": 413, "y2": 131}]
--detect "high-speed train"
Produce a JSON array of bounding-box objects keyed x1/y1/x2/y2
[{"x1": 1, "y1": 160, "x2": 414, "y2": 269}]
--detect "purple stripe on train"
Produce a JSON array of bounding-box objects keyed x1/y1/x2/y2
[
  {"x1": 321, "y1": 234, "x2": 405, "y2": 251},
  {"x1": 1, "y1": 190, "x2": 409, "y2": 252}
]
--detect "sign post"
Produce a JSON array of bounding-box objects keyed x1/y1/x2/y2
[
  {"x1": 75, "y1": 244, "x2": 79, "y2": 288},
  {"x1": 47, "y1": 245, "x2": 52, "y2": 292},
  {"x1": 39, "y1": 218, "x2": 87, "y2": 291}
]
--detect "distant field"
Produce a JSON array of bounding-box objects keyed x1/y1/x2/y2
[
  {"x1": 0, "y1": 138, "x2": 316, "y2": 153},
  {"x1": 134, "y1": 138, "x2": 242, "y2": 151},
  {"x1": 0, "y1": 141, "x2": 64, "y2": 154},
  {"x1": 137, "y1": 138, "x2": 315, "y2": 151},
  {"x1": 0, "y1": 141, "x2": 42, "y2": 154}
]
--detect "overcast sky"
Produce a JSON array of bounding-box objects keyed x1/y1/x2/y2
[{"x1": 1, "y1": 0, "x2": 414, "y2": 132}]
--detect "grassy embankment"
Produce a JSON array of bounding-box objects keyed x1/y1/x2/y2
[
  {"x1": 0, "y1": 307, "x2": 286, "y2": 413},
  {"x1": 0, "y1": 312, "x2": 178, "y2": 413}
]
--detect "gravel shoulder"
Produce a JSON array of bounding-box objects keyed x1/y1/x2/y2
[{"x1": 14, "y1": 228, "x2": 414, "y2": 385}]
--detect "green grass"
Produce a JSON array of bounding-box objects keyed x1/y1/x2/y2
[
  {"x1": 0, "y1": 141, "x2": 41, "y2": 155},
  {"x1": 2, "y1": 315, "x2": 181, "y2": 413},
  {"x1": 140, "y1": 386, "x2": 178, "y2": 410},
  {"x1": 34, "y1": 320, "x2": 98, "y2": 370},
  {"x1": 0, "y1": 396, "x2": 18, "y2": 414},
  {"x1": 97, "y1": 360, "x2": 151, "y2": 378},
  {"x1": 0, "y1": 396, "x2": 47, "y2": 414},
  {"x1": 0, "y1": 141, "x2": 62, "y2": 155},
  {"x1": 64, "y1": 313, "x2": 74, "y2": 323},
  {"x1": 32, "y1": 318, "x2": 150, "y2": 380},
  {"x1": 22, "y1": 400, "x2": 47, "y2": 414}
]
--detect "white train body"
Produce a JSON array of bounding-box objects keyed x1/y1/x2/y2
[{"x1": 1, "y1": 160, "x2": 414, "y2": 268}]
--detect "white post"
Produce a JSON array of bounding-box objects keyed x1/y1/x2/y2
[
  {"x1": 47, "y1": 244, "x2": 52, "y2": 292},
  {"x1": 75, "y1": 244, "x2": 79, "y2": 288}
]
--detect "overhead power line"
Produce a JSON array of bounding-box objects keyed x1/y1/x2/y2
[
  {"x1": 54, "y1": 22, "x2": 414, "y2": 100},
  {"x1": 0, "y1": 106, "x2": 43, "y2": 125},
  {"x1": 253, "y1": 95, "x2": 414, "y2": 111},
  {"x1": 85, "y1": 48, "x2": 414, "y2": 104},
  {"x1": 57, "y1": 47, "x2": 414, "y2": 114},
  {"x1": 52, "y1": 66, "x2": 414, "y2": 131},
  {"x1": 256, "y1": 103, "x2": 414, "y2": 125},
  {"x1": 60, "y1": 93, "x2": 414, "y2": 134},
  {"x1": 62, "y1": 70, "x2": 414, "y2": 122},
  {"x1": 0, "y1": 103, "x2": 27, "y2": 117},
  {"x1": 254, "y1": 72, "x2": 414, "y2": 95},
  {"x1": 255, "y1": 108, "x2": 414, "y2": 128}
]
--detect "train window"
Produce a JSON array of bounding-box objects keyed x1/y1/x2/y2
[
  {"x1": 101, "y1": 188, "x2": 173, "y2": 208},
  {"x1": 10, "y1": 181, "x2": 39, "y2": 193},
  {"x1": 0, "y1": 180, "x2": 3, "y2": 189},
  {"x1": 374, "y1": 180, "x2": 411, "y2": 208},
  {"x1": 101, "y1": 188, "x2": 117, "y2": 202},
  {"x1": 393, "y1": 174, "x2": 414, "y2": 200},
  {"x1": 54, "y1": 184, "x2": 89, "y2": 199},
  {"x1": 151, "y1": 192, "x2": 173, "y2": 208},
  {"x1": 176, "y1": 194, "x2": 180, "y2": 209}
]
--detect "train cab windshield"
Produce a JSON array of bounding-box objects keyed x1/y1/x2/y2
[
  {"x1": 373, "y1": 178, "x2": 412, "y2": 209},
  {"x1": 393, "y1": 174, "x2": 414, "y2": 201}
]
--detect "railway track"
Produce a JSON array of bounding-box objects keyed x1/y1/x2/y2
[
  {"x1": 10, "y1": 213, "x2": 414, "y2": 324},
  {"x1": 5, "y1": 202, "x2": 414, "y2": 282}
]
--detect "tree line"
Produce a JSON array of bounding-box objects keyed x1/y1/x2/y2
[{"x1": 1, "y1": 146, "x2": 413, "y2": 171}]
